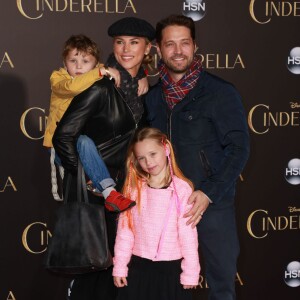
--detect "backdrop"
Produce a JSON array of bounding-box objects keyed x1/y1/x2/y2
[{"x1": 1, "y1": 0, "x2": 300, "y2": 299}]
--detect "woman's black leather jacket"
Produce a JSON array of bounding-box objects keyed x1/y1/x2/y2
[{"x1": 53, "y1": 77, "x2": 137, "y2": 175}]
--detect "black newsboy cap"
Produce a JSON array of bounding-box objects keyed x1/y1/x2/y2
[{"x1": 108, "y1": 17, "x2": 156, "y2": 41}]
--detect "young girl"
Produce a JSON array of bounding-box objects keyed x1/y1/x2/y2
[{"x1": 113, "y1": 127, "x2": 200, "y2": 300}]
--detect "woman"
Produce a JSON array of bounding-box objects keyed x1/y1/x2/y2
[{"x1": 52, "y1": 17, "x2": 155, "y2": 300}]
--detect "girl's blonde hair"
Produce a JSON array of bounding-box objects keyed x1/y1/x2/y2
[{"x1": 122, "y1": 127, "x2": 193, "y2": 229}]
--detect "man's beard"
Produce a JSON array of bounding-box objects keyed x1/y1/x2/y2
[{"x1": 163, "y1": 55, "x2": 193, "y2": 74}]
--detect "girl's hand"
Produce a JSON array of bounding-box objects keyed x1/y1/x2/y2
[
  {"x1": 137, "y1": 77, "x2": 149, "y2": 96},
  {"x1": 183, "y1": 284, "x2": 198, "y2": 289},
  {"x1": 113, "y1": 276, "x2": 128, "y2": 287},
  {"x1": 107, "y1": 67, "x2": 121, "y2": 87}
]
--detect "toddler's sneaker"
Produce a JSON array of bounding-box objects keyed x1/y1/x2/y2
[{"x1": 105, "y1": 191, "x2": 136, "y2": 212}]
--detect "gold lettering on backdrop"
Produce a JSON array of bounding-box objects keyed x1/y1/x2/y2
[
  {"x1": 122, "y1": 0, "x2": 136, "y2": 13},
  {"x1": 247, "y1": 209, "x2": 268, "y2": 239},
  {"x1": 289, "y1": 206, "x2": 300, "y2": 213},
  {"x1": 17, "y1": 0, "x2": 43, "y2": 19},
  {"x1": 198, "y1": 275, "x2": 209, "y2": 288},
  {"x1": 17, "y1": 0, "x2": 136, "y2": 19},
  {"x1": 248, "y1": 104, "x2": 300, "y2": 134},
  {"x1": 199, "y1": 273, "x2": 243, "y2": 288},
  {"x1": 94, "y1": 0, "x2": 104, "y2": 12},
  {"x1": 70, "y1": 0, "x2": 80, "y2": 12},
  {"x1": 147, "y1": 54, "x2": 159, "y2": 77},
  {"x1": 82, "y1": 0, "x2": 92, "y2": 12},
  {"x1": 57, "y1": 0, "x2": 68, "y2": 11},
  {"x1": 249, "y1": 0, "x2": 300, "y2": 24},
  {"x1": 235, "y1": 273, "x2": 244, "y2": 285},
  {"x1": 22, "y1": 222, "x2": 52, "y2": 254},
  {"x1": 249, "y1": 0, "x2": 271, "y2": 24},
  {"x1": 20, "y1": 107, "x2": 46, "y2": 140},
  {"x1": 106, "y1": 0, "x2": 114, "y2": 13},
  {"x1": 146, "y1": 47, "x2": 245, "y2": 77},
  {"x1": 0, "y1": 177, "x2": 17, "y2": 192},
  {"x1": 147, "y1": 50, "x2": 245, "y2": 78},
  {"x1": 268, "y1": 1, "x2": 300, "y2": 16},
  {"x1": 290, "y1": 102, "x2": 300, "y2": 109},
  {"x1": 247, "y1": 209, "x2": 300, "y2": 239},
  {"x1": 197, "y1": 54, "x2": 245, "y2": 69},
  {"x1": 42, "y1": 0, "x2": 55, "y2": 11},
  {"x1": 248, "y1": 104, "x2": 269, "y2": 134},
  {"x1": 0, "y1": 52, "x2": 14, "y2": 68},
  {"x1": 7, "y1": 291, "x2": 16, "y2": 300},
  {"x1": 146, "y1": 45, "x2": 159, "y2": 77}
]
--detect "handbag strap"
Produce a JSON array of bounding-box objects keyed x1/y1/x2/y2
[
  {"x1": 63, "y1": 159, "x2": 89, "y2": 204},
  {"x1": 77, "y1": 159, "x2": 89, "y2": 204},
  {"x1": 63, "y1": 173, "x2": 72, "y2": 204}
]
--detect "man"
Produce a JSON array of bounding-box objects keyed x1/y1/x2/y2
[{"x1": 145, "y1": 15, "x2": 250, "y2": 300}]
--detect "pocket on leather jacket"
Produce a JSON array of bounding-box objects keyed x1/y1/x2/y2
[{"x1": 199, "y1": 150, "x2": 212, "y2": 178}]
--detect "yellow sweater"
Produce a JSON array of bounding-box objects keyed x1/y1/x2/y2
[{"x1": 43, "y1": 66, "x2": 103, "y2": 147}]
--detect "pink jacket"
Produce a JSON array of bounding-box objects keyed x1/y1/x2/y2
[{"x1": 113, "y1": 176, "x2": 200, "y2": 285}]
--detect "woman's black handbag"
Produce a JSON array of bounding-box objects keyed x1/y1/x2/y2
[{"x1": 44, "y1": 160, "x2": 113, "y2": 274}]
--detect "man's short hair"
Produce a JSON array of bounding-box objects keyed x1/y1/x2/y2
[{"x1": 156, "y1": 14, "x2": 195, "y2": 44}]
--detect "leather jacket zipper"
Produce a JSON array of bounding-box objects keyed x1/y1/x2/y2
[{"x1": 115, "y1": 86, "x2": 138, "y2": 128}]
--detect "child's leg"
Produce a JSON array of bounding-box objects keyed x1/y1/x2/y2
[
  {"x1": 76, "y1": 135, "x2": 135, "y2": 212},
  {"x1": 77, "y1": 135, "x2": 115, "y2": 192}
]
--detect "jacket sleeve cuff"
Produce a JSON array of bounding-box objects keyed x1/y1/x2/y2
[
  {"x1": 180, "y1": 272, "x2": 200, "y2": 286},
  {"x1": 112, "y1": 266, "x2": 128, "y2": 277}
]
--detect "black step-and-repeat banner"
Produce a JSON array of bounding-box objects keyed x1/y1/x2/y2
[{"x1": 1, "y1": 1, "x2": 299, "y2": 299}]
